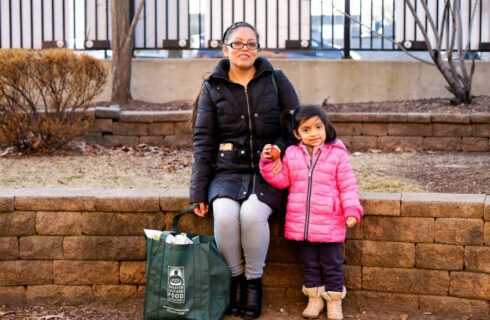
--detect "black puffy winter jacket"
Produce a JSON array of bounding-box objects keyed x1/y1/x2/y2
[{"x1": 190, "y1": 57, "x2": 299, "y2": 212}]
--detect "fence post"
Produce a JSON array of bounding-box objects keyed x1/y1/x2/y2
[
  {"x1": 129, "y1": 0, "x2": 135, "y2": 57},
  {"x1": 343, "y1": 0, "x2": 352, "y2": 59}
]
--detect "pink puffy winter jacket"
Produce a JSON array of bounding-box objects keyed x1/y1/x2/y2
[{"x1": 259, "y1": 140, "x2": 363, "y2": 243}]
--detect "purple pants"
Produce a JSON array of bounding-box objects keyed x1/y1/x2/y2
[{"x1": 298, "y1": 241, "x2": 344, "y2": 292}]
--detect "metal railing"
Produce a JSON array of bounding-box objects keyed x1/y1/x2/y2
[{"x1": 0, "y1": 0, "x2": 488, "y2": 57}]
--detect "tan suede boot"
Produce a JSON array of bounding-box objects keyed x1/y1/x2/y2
[
  {"x1": 301, "y1": 286, "x2": 325, "y2": 318},
  {"x1": 321, "y1": 286, "x2": 346, "y2": 320}
]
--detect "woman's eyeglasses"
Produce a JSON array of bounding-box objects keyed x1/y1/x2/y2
[{"x1": 225, "y1": 41, "x2": 260, "y2": 50}]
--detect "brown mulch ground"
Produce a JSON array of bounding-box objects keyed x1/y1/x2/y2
[
  {"x1": 2, "y1": 96, "x2": 489, "y2": 194},
  {"x1": 0, "y1": 144, "x2": 488, "y2": 194},
  {"x1": 1, "y1": 300, "x2": 487, "y2": 320},
  {"x1": 322, "y1": 95, "x2": 490, "y2": 114}
]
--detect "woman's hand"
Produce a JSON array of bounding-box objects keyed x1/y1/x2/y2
[
  {"x1": 346, "y1": 217, "x2": 357, "y2": 228},
  {"x1": 193, "y1": 202, "x2": 209, "y2": 217}
]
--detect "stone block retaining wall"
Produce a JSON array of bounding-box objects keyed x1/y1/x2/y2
[
  {"x1": 85, "y1": 106, "x2": 490, "y2": 152},
  {"x1": 0, "y1": 189, "x2": 489, "y2": 316}
]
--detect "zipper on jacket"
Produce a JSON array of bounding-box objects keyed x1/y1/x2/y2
[
  {"x1": 244, "y1": 87, "x2": 256, "y2": 193},
  {"x1": 304, "y1": 150, "x2": 322, "y2": 241}
]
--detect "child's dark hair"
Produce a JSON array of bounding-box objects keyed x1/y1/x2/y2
[{"x1": 281, "y1": 105, "x2": 336, "y2": 146}]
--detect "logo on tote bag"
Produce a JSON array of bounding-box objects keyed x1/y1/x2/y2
[{"x1": 168, "y1": 266, "x2": 185, "y2": 303}]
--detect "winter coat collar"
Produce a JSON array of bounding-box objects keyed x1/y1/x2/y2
[
  {"x1": 209, "y1": 57, "x2": 274, "y2": 82},
  {"x1": 298, "y1": 139, "x2": 348, "y2": 158}
]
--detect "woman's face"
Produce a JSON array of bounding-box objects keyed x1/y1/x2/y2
[{"x1": 222, "y1": 27, "x2": 258, "y2": 70}]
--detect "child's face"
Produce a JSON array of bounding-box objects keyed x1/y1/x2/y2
[{"x1": 294, "y1": 116, "x2": 327, "y2": 151}]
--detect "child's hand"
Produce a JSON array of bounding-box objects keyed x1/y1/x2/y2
[
  {"x1": 272, "y1": 159, "x2": 282, "y2": 176},
  {"x1": 262, "y1": 144, "x2": 281, "y2": 160},
  {"x1": 261, "y1": 144, "x2": 273, "y2": 159},
  {"x1": 346, "y1": 217, "x2": 357, "y2": 228}
]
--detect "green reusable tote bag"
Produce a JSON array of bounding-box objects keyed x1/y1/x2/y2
[{"x1": 143, "y1": 206, "x2": 231, "y2": 320}]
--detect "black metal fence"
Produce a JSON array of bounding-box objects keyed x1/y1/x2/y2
[{"x1": 0, "y1": 0, "x2": 488, "y2": 57}]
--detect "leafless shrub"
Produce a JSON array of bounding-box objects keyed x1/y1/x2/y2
[{"x1": 0, "y1": 49, "x2": 107, "y2": 153}]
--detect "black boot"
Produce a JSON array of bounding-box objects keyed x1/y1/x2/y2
[
  {"x1": 242, "y1": 277, "x2": 262, "y2": 320},
  {"x1": 226, "y1": 274, "x2": 247, "y2": 316}
]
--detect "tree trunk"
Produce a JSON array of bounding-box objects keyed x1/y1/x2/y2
[{"x1": 111, "y1": 1, "x2": 133, "y2": 104}]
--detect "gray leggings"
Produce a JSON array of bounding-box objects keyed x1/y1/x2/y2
[{"x1": 212, "y1": 194, "x2": 273, "y2": 279}]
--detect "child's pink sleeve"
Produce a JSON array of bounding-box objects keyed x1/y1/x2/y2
[
  {"x1": 336, "y1": 151, "x2": 364, "y2": 223},
  {"x1": 259, "y1": 153, "x2": 291, "y2": 189}
]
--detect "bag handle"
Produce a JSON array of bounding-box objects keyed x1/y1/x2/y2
[{"x1": 171, "y1": 204, "x2": 198, "y2": 233}]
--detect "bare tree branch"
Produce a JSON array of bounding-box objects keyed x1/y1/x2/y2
[
  {"x1": 453, "y1": 1, "x2": 469, "y2": 81},
  {"x1": 468, "y1": 59, "x2": 476, "y2": 92},
  {"x1": 417, "y1": 0, "x2": 440, "y2": 46},
  {"x1": 123, "y1": 0, "x2": 145, "y2": 54},
  {"x1": 437, "y1": 1, "x2": 450, "y2": 50},
  {"x1": 404, "y1": 0, "x2": 438, "y2": 62}
]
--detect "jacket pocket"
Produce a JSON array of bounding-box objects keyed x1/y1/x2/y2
[
  {"x1": 315, "y1": 197, "x2": 335, "y2": 215},
  {"x1": 215, "y1": 137, "x2": 248, "y2": 169},
  {"x1": 216, "y1": 149, "x2": 234, "y2": 167}
]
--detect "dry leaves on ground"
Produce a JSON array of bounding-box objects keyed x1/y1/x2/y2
[{"x1": 0, "y1": 142, "x2": 488, "y2": 194}]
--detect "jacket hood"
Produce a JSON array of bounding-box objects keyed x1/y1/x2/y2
[{"x1": 209, "y1": 57, "x2": 274, "y2": 80}]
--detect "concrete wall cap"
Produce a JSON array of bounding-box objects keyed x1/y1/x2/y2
[
  {"x1": 328, "y1": 113, "x2": 363, "y2": 122},
  {"x1": 431, "y1": 114, "x2": 471, "y2": 124},
  {"x1": 93, "y1": 189, "x2": 164, "y2": 212},
  {"x1": 470, "y1": 114, "x2": 490, "y2": 124},
  {"x1": 402, "y1": 193, "x2": 486, "y2": 203},
  {"x1": 402, "y1": 193, "x2": 485, "y2": 218},
  {"x1": 1, "y1": 189, "x2": 95, "y2": 211},
  {"x1": 360, "y1": 193, "x2": 401, "y2": 216},
  {"x1": 119, "y1": 111, "x2": 155, "y2": 123},
  {"x1": 160, "y1": 189, "x2": 191, "y2": 212},
  {"x1": 406, "y1": 113, "x2": 432, "y2": 123},
  {"x1": 94, "y1": 106, "x2": 120, "y2": 119},
  {"x1": 361, "y1": 113, "x2": 408, "y2": 123},
  {"x1": 0, "y1": 196, "x2": 15, "y2": 212},
  {"x1": 484, "y1": 195, "x2": 490, "y2": 221},
  {"x1": 361, "y1": 192, "x2": 402, "y2": 201},
  {"x1": 153, "y1": 111, "x2": 191, "y2": 122}
]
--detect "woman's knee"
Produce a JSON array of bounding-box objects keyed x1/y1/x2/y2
[
  {"x1": 213, "y1": 198, "x2": 240, "y2": 227},
  {"x1": 240, "y1": 195, "x2": 272, "y2": 225}
]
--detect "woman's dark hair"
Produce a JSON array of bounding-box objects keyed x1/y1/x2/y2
[
  {"x1": 281, "y1": 105, "x2": 336, "y2": 146},
  {"x1": 190, "y1": 82, "x2": 204, "y2": 129},
  {"x1": 222, "y1": 21, "x2": 260, "y2": 44},
  {"x1": 190, "y1": 22, "x2": 259, "y2": 128}
]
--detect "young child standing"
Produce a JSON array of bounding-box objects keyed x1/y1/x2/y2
[{"x1": 259, "y1": 105, "x2": 363, "y2": 320}]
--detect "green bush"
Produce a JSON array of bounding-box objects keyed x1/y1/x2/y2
[{"x1": 0, "y1": 49, "x2": 107, "y2": 153}]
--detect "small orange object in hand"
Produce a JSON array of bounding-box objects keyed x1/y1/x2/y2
[{"x1": 270, "y1": 145, "x2": 281, "y2": 161}]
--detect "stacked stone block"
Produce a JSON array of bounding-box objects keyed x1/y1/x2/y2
[
  {"x1": 0, "y1": 189, "x2": 167, "y2": 303},
  {"x1": 85, "y1": 106, "x2": 192, "y2": 147},
  {"x1": 84, "y1": 107, "x2": 490, "y2": 152},
  {"x1": 333, "y1": 113, "x2": 490, "y2": 152},
  {"x1": 0, "y1": 189, "x2": 489, "y2": 317}
]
